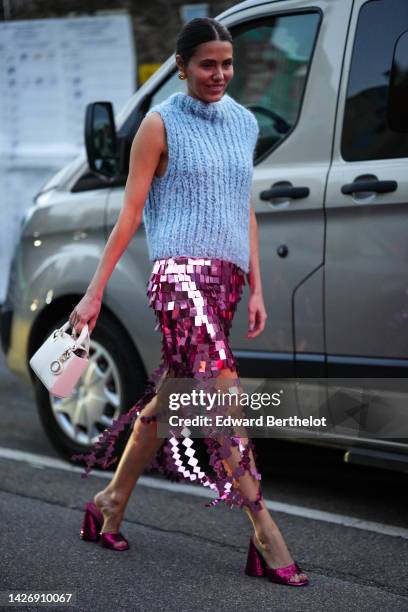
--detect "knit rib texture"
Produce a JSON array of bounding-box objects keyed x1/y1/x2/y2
[{"x1": 142, "y1": 91, "x2": 259, "y2": 273}]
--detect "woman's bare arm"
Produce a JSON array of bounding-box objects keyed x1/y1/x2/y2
[
  {"x1": 69, "y1": 112, "x2": 165, "y2": 333},
  {"x1": 246, "y1": 205, "x2": 263, "y2": 296},
  {"x1": 87, "y1": 112, "x2": 164, "y2": 299},
  {"x1": 246, "y1": 205, "x2": 267, "y2": 338}
]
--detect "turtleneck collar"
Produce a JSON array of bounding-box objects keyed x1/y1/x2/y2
[{"x1": 171, "y1": 91, "x2": 229, "y2": 121}]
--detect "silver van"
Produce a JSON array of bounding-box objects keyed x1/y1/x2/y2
[{"x1": 1, "y1": 0, "x2": 408, "y2": 472}]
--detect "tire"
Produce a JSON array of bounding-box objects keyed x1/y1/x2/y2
[{"x1": 34, "y1": 311, "x2": 147, "y2": 463}]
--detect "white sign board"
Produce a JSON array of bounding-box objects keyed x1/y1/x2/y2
[{"x1": 0, "y1": 14, "x2": 136, "y2": 302}]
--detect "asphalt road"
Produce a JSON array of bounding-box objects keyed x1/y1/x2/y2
[{"x1": 0, "y1": 352, "x2": 407, "y2": 612}]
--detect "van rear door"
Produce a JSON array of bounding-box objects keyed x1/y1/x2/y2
[
  {"x1": 325, "y1": 0, "x2": 408, "y2": 379},
  {"x1": 324, "y1": 0, "x2": 408, "y2": 449}
]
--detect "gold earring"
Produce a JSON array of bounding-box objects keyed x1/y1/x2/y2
[{"x1": 178, "y1": 73, "x2": 186, "y2": 80}]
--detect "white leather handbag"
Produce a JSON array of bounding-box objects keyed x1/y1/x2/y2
[{"x1": 29, "y1": 320, "x2": 90, "y2": 398}]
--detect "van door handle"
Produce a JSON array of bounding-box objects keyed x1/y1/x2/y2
[
  {"x1": 341, "y1": 180, "x2": 398, "y2": 195},
  {"x1": 260, "y1": 182, "x2": 310, "y2": 201}
]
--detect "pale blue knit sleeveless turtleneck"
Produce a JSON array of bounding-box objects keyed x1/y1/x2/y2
[{"x1": 142, "y1": 91, "x2": 259, "y2": 273}]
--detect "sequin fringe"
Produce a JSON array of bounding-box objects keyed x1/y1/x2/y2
[{"x1": 71, "y1": 256, "x2": 263, "y2": 513}]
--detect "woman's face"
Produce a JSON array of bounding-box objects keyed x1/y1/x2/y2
[{"x1": 176, "y1": 40, "x2": 234, "y2": 102}]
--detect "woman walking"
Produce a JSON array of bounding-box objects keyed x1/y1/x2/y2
[{"x1": 70, "y1": 17, "x2": 309, "y2": 587}]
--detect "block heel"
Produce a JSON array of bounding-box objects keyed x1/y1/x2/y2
[
  {"x1": 245, "y1": 536, "x2": 309, "y2": 587},
  {"x1": 79, "y1": 501, "x2": 129, "y2": 551},
  {"x1": 80, "y1": 502, "x2": 102, "y2": 541}
]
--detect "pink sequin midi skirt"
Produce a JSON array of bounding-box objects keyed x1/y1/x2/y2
[{"x1": 72, "y1": 256, "x2": 263, "y2": 512}]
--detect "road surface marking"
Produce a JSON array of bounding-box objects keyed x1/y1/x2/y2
[{"x1": 0, "y1": 445, "x2": 406, "y2": 540}]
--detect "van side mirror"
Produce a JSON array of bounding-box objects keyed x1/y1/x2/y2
[
  {"x1": 387, "y1": 31, "x2": 408, "y2": 133},
  {"x1": 85, "y1": 102, "x2": 120, "y2": 178}
]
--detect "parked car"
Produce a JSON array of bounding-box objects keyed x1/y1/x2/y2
[{"x1": 1, "y1": 0, "x2": 408, "y2": 472}]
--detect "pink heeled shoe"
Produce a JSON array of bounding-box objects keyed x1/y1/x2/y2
[
  {"x1": 79, "y1": 501, "x2": 129, "y2": 551},
  {"x1": 245, "y1": 536, "x2": 309, "y2": 586}
]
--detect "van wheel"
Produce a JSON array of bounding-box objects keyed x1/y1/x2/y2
[{"x1": 34, "y1": 311, "x2": 147, "y2": 464}]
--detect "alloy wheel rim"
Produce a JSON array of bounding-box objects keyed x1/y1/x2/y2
[{"x1": 49, "y1": 338, "x2": 122, "y2": 446}]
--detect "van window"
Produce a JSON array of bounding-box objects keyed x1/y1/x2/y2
[
  {"x1": 387, "y1": 31, "x2": 408, "y2": 133},
  {"x1": 148, "y1": 12, "x2": 320, "y2": 160},
  {"x1": 342, "y1": 0, "x2": 408, "y2": 161},
  {"x1": 228, "y1": 12, "x2": 321, "y2": 158},
  {"x1": 150, "y1": 73, "x2": 185, "y2": 107}
]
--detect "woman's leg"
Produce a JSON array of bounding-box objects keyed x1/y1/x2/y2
[
  {"x1": 93, "y1": 391, "x2": 165, "y2": 533},
  {"x1": 214, "y1": 367, "x2": 308, "y2": 583}
]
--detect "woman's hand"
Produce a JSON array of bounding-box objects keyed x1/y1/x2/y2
[
  {"x1": 247, "y1": 292, "x2": 267, "y2": 339},
  {"x1": 68, "y1": 290, "x2": 102, "y2": 335}
]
